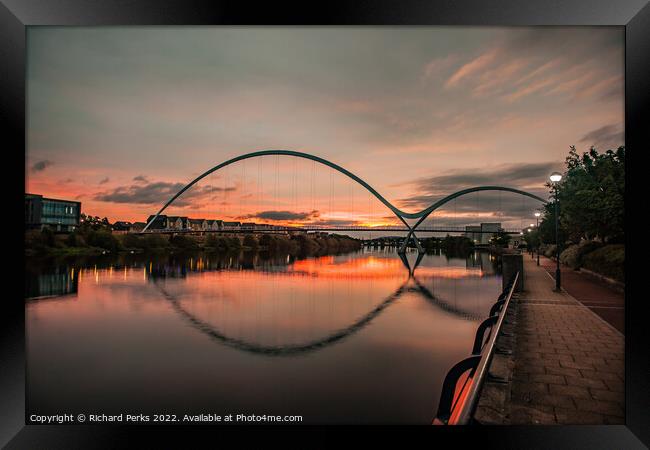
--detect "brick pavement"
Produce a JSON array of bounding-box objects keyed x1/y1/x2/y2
[
  {"x1": 507, "y1": 257, "x2": 624, "y2": 424},
  {"x1": 535, "y1": 254, "x2": 624, "y2": 333}
]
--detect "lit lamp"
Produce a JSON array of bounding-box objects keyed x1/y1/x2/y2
[
  {"x1": 534, "y1": 212, "x2": 541, "y2": 265},
  {"x1": 549, "y1": 172, "x2": 562, "y2": 290}
]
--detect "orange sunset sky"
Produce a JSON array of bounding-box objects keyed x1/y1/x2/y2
[{"x1": 26, "y1": 27, "x2": 624, "y2": 229}]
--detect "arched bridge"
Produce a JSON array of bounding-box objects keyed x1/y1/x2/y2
[{"x1": 143, "y1": 149, "x2": 548, "y2": 251}]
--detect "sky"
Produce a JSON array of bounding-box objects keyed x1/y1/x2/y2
[{"x1": 26, "y1": 26, "x2": 624, "y2": 229}]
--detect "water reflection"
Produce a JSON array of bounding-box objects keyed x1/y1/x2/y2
[
  {"x1": 26, "y1": 248, "x2": 502, "y2": 423},
  {"x1": 25, "y1": 265, "x2": 78, "y2": 300}
]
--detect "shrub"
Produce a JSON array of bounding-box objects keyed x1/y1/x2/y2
[
  {"x1": 560, "y1": 240, "x2": 604, "y2": 269},
  {"x1": 291, "y1": 234, "x2": 319, "y2": 254},
  {"x1": 41, "y1": 227, "x2": 55, "y2": 247},
  {"x1": 242, "y1": 234, "x2": 258, "y2": 251},
  {"x1": 85, "y1": 230, "x2": 123, "y2": 252},
  {"x1": 65, "y1": 232, "x2": 86, "y2": 247},
  {"x1": 582, "y1": 245, "x2": 624, "y2": 283},
  {"x1": 544, "y1": 244, "x2": 557, "y2": 258},
  {"x1": 25, "y1": 229, "x2": 50, "y2": 254},
  {"x1": 204, "y1": 235, "x2": 241, "y2": 252},
  {"x1": 169, "y1": 234, "x2": 199, "y2": 250},
  {"x1": 559, "y1": 244, "x2": 580, "y2": 268},
  {"x1": 226, "y1": 237, "x2": 241, "y2": 250}
]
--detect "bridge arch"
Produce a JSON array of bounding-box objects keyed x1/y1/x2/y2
[
  {"x1": 154, "y1": 272, "x2": 483, "y2": 356},
  {"x1": 143, "y1": 149, "x2": 411, "y2": 232},
  {"x1": 143, "y1": 149, "x2": 548, "y2": 233},
  {"x1": 409, "y1": 185, "x2": 547, "y2": 230}
]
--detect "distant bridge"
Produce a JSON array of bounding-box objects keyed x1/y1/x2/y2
[{"x1": 142, "y1": 225, "x2": 524, "y2": 235}]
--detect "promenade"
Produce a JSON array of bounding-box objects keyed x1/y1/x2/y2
[
  {"x1": 536, "y1": 255, "x2": 624, "y2": 333},
  {"x1": 476, "y1": 256, "x2": 624, "y2": 425}
]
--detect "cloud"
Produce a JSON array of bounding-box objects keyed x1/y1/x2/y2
[
  {"x1": 133, "y1": 175, "x2": 149, "y2": 183},
  {"x1": 31, "y1": 160, "x2": 53, "y2": 172},
  {"x1": 94, "y1": 179, "x2": 236, "y2": 206},
  {"x1": 579, "y1": 124, "x2": 624, "y2": 150},
  {"x1": 99, "y1": 177, "x2": 110, "y2": 184},
  {"x1": 421, "y1": 54, "x2": 460, "y2": 82},
  {"x1": 445, "y1": 49, "x2": 500, "y2": 88},
  {"x1": 238, "y1": 210, "x2": 319, "y2": 221},
  {"x1": 441, "y1": 28, "x2": 622, "y2": 104},
  {"x1": 396, "y1": 161, "x2": 555, "y2": 211}
]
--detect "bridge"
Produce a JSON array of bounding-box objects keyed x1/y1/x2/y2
[
  {"x1": 144, "y1": 225, "x2": 524, "y2": 234},
  {"x1": 143, "y1": 149, "x2": 547, "y2": 252}
]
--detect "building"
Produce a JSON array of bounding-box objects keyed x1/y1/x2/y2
[
  {"x1": 464, "y1": 225, "x2": 482, "y2": 244},
  {"x1": 112, "y1": 221, "x2": 133, "y2": 234},
  {"x1": 480, "y1": 222, "x2": 502, "y2": 245},
  {"x1": 241, "y1": 222, "x2": 257, "y2": 231},
  {"x1": 206, "y1": 219, "x2": 223, "y2": 231},
  {"x1": 188, "y1": 218, "x2": 208, "y2": 231},
  {"x1": 130, "y1": 222, "x2": 146, "y2": 232},
  {"x1": 112, "y1": 221, "x2": 146, "y2": 234},
  {"x1": 167, "y1": 216, "x2": 188, "y2": 230},
  {"x1": 222, "y1": 221, "x2": 241, "y2": 231},
  {"x1": 146, "y1": 215, "x2": 167, "y2": 230},
  {"x1": 25, "y1": 193, "x2": 81, "y2": 232}
]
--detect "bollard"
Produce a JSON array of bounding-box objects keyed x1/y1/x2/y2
[{"x1": 502, "y1": 254, "x2": 524, "y2": 292}]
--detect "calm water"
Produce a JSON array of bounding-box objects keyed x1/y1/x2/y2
[{"x1": 26, "y1": 248, "x2": 502, "y2": 424}]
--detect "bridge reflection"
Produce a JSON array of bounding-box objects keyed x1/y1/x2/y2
[{"x1": 150, "y1": 250, "x2": 498, "y2": 356}]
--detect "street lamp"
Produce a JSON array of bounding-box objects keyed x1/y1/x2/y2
[
  {"x1": 549, "y1": 171, "x2": 562, "y2": 291},
  {"x1": 534, "y1": 212, "x2": 541, "y2": 265}
]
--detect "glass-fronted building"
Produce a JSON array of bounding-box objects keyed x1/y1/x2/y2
[{"x1": 25, "y1": 193, "x2": 81, "y2": 232}]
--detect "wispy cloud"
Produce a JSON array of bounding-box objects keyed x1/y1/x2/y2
[
  {"x1": 579, "y1": 124, "x2": 624, "y2": 150},
  {"x1": 445, "y1": 49, "x2": 499, "y2": 88},
  {"x1": 440, "y1": 29, "x2": 622, "y2": 104}
]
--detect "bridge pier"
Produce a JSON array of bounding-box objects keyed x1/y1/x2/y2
[{"x1": 398, "y1": 229, "x2": 424, "y2": 254}]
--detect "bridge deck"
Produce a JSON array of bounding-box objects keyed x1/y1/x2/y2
[{"x1": 141, "y1": 227, "x2": 523, "y2": 234}]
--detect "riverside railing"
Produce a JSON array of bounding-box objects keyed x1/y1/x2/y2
[{"x1": 432, "y1": 271, "x2": 520, "y2": 425}]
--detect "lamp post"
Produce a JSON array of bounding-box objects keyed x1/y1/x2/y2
[
  {"x1": 549, "y1": 172, "x2": 562, "y2": 291},
  {"x1": 534, "y1": 212, "x2": 541, "y2": 265}
]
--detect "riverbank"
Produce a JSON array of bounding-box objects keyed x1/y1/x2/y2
[
  {"x1": 475, "y1": 257, "x2": 624, "y2": 425},
  {"x1": 25, "y1": 229, "x2": 361, "y2": 258}
]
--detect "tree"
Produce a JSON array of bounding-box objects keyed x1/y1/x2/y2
[
  {"x1": 523, "y1": 228, "x2": 540, "y2": 249},
  {"x1": 489, "y1": 231, "x2": 511, "y2": 247},
  {"x1": 539, "y1": 146, "x2": 624, "y2": 244},
  {"x1": 79, "y1": 214, "x2": 111, "y2": 232}
]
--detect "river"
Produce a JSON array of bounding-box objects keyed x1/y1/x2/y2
[{"x1": 26, "y1": 247, "x2": 502, "y2": 424}]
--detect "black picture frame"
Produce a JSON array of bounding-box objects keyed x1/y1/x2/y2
[{"x1": 2, "y1": 0, "x2": 647, "y2": 447}]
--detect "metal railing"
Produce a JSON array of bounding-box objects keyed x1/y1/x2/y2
[{"x1": 433, "y1": 271, "x2": 519, "y2": 425}]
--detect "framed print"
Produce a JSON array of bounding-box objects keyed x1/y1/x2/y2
[{"x1": 3, "y1": 0, "x2": 648, "y2": 447}]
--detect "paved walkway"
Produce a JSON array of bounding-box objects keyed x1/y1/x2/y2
[
  {"x1": 533, "y1": 254, "x2": 624, "y2": 333},
  {"x1": 507, "y1": 257, "x2": 624, "y2": 424}
]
